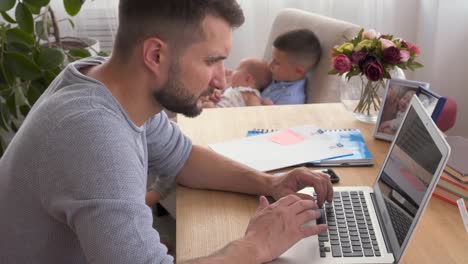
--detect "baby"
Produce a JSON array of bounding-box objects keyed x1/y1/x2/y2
[
  {"x1": 379, "y1": 90, "x2": 416, "y2": 134},
  {"x1": 202, "y1": 58, "x2": 272, "y2": 108}
]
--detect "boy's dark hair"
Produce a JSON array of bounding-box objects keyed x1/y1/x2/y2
[
  {"x1": 273, "y1": 29, "x2": 322, "y2": 71},
  {"x1": 114, "y1": 0, "x2": 244, "y2": 58}
]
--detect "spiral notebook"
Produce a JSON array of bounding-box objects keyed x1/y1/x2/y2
[
  {"x1": 247, "y1": 128, "x2": 373, "y2": 167},
  {"x1": 208, "y1": 125, "x2": 353, "y2": 172}
]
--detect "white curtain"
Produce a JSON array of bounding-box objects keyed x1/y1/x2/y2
[{"x1": 49, "y1": 0, "x2": 467, "y2": 136}]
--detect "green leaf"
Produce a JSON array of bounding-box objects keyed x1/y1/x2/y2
[
  {"x1": 64, "y1": 0, "x2": 85, "y2": 16},
  {"x1": 23, "y1": 2, "x2": 40, "y2": 15},
  {"x1": 19, "y1": 104, "x2": 30, "y2": 116},
  {"x1": 15, "y1": 3, "x2": 34, "y2": 33},
  {"x1": 4, "y1": 52, "x2": 42, "y2": 80},
  {"x1": 411, "y1": 61, "x2": 424, "y2": 68},
  {"x1": 14, "y1": 85, "x2": 29, "y2": 107},
  {"x1": 0, "y1": 0, "x2": 15, "y2": 12},
  {"x1": 6, "y1": 94, "x2": 17, "y2": 119},
  {"x1": 24, "y1": 0, "x2": 50, "y2": 9},
  {"x1": 6, "y1": 42, "x2": 32, "y2": 53},
  {"x1": 328, "y1": 69, "x2": 338, "y2": 75},
  {"x1": 1, "y1": 11, "x2": 16, "y2": 23},
  {"x1": 10, "y1": 120, "x2": 18, "y2": 132},
  {"x1": 27, "y1": 82, "x2": 42, "y2": 105},
  {"x1": 0, "y1": 63, "x2": 14, "y2": 85},
  {"x1": 35, "y1": 21, "x2": 47, "y2": 40},
  {"x1": 6, "y1": 27, "x2": 34, "y2": 47},
  {"x1": 383, "y1": 71, "x2": 391, "y2": 79},
  {"x1": 0, "y1": 103, "x2": 11, "y2": 131},
  {"x1": 68, "y1": 48, "x2": 91, "y2": 59},
  {"x1": 97, "y1": 51, "x2": 108, "y2": 57},
  {"x1": 36, "y1": 48, "x2": 65, "y2": 70}
]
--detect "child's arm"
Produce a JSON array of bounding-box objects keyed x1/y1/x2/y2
[
  {"x1": 261, "y1": 98, "x2": 274, "y2": 105},
  {"x1": 241, "y1": 92, "x2": 262, "y2": 106}
]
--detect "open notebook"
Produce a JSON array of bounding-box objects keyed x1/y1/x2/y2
[
  {"x1": 247, "y1": 128, "x2": 373, "y2": 167},
  {"x1": 208, "y1": 125, "x2": 353, "y2": 172}
]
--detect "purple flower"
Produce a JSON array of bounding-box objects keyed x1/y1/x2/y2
[
  {"x1": 364, "y1": 60, "x2": 384, "y2": 81},
  {"x1": 332, "y1": 54, "x2": 352, "y2": 74},
  {"x1": 351, "y1": 50, "x2": 368, "y2": 65},
  {"x1": 358, "y1": 54, "x2": 378, "y2": 71},
  {"x1": 383, "y1": 47, "x2": 401, "y2": 64}
]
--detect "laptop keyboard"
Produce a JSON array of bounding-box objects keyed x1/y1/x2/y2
[
  {"x1": 315, "y1": 191, "x2": 381, "y2": 258},
  {"x1": 384, "y1": 199, "x2": 412, "y2": 245}
]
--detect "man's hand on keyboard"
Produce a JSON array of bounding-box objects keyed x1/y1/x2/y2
[
  {"x1": 270, "y1": 167, "x2": 334, "y2": 208},
  {"x1": 242, "y1": 195, "x2": 327, "y2": 263}
]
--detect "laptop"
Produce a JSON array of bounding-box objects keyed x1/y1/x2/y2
[{"x1": 272, "y1": 95, "x2": 451, "y2": 264}]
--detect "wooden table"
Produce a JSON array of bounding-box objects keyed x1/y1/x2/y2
[{"x1": 176, "y1": 104, "x2": 468, "y2": 263}]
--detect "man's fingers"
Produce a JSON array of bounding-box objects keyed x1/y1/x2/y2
[
  {"x1": 300, "y1": 224, "x2": 328, "y2": 238},
  {"x1": 256, "y1": 196, "x2": 269, "y2": 213},
  {"x1": 290, "y1": 199, "x2": 318, "y2": 214},
  {"x1": 326, "y1": 177, "x2": 333, "y2": 203},
  {"x1": 296, "y1": 209, "x2": 321, "y2": 225},
  {"x1": 276, "y1": 194, "x2": 301, "y2": 207},
  {"x1": 299, "y1": 172, "x2": 331, "y2": 207},
  {"x1": 295, "y1": 192, "x2": 315, "y2": 201}
]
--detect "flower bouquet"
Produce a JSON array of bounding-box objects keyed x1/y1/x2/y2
[{"x1": 329, "y1": 29, "x2": 423, "y2": 120}]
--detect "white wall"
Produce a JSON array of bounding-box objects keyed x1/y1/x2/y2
[
  {"x1": 24, "y1": 0, "x2": 468, "y2": 136},
  {"x1": 228, "y1": 0, "x2": 467, "y2": 137}
]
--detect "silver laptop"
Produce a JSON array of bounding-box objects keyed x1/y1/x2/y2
[{"x1": 273, "y1": 95, "x2": 451, "y2": 264}]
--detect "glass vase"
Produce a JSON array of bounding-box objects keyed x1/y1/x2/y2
[
  {"x1": 340, "y1": 75, "x2": 385, "y2": 123},
  {"x1": 340, "y1": 68, "x2": 405, "y2": 123}
]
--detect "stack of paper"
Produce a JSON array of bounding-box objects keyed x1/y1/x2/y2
[{"x1": 208, "y1": 125, "x2": 353, "y2": 172}]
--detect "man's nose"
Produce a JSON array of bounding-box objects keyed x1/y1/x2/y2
[{"x1": 210, "y1": 63, "x2": 227, "y2": 90}]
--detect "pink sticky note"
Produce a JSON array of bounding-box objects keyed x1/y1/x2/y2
[{"x1": 268, "y1": 129, "x2": 305, "y2": 146}]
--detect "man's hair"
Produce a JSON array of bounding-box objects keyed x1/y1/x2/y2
[
  {"x1": 114, "y1": 0, "x2": 244, "y2": 58},
  {"x1": 273, "y1": 29, "x2": 322, "y2": 71},
  {"x1": 243, "y1": 59, "x2": 272, "y2": 90}
]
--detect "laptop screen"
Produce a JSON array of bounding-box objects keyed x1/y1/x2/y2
[{"x1": 377, "y1": 106, "x2": 442, "y2": 246}]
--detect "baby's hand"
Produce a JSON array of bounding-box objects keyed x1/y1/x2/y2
[
  {"x1": 209, "y1": 89, "x2": 223, "y2": 104},
  {"x1": 261, "y1": 98, "x2": 274, "y2": 105},
  {"x1": 379, "y1": 121, "x2": 391, "y2": 132}
]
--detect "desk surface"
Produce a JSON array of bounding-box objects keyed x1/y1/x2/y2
[{"x1": 176, "y1": 104, "x2": 468, "y2": 263}]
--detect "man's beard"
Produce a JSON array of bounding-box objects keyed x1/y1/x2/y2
[{"x1": 153, "y1": 62, "x2": 214, "y2": 118}]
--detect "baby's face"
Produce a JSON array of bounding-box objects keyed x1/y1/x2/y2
[
  {"x1": 399, "y1": 91, "x2": 415, "y2": 111},
  {"x1": 269, "y1": 48, "x2": 299, "y2": 81},
  {"x1": 230, "y1": 62, "x2": 249, "y2": 87}
]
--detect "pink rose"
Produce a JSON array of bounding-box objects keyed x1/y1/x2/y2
[
  {"x1": 332, "y1": 54, "x2": 352, "y2": 74},
  {"x1": 380, "y1": 38, "x2": 395, "y2": 50},
  {"x1": 362, "y1": 29, "x2": 380, "y2": 39},
  {"x1": 406, "y1": 41, "x2": 421, "y2": 55},
  {"x1": 400, "y1": 50, "x2": 410, "y2": 62}
]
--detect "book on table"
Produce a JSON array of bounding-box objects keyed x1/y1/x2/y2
[
  {"x1": 433, "y1": 186, "x2": 468, "y2": 208},
  {"x1": 437, "y1": 173, "x2": 468, "y2": 199}
]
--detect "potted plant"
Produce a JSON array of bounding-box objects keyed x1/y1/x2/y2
[{"x1": 0, "y1": 0, "x2": 99, "y2": 155}]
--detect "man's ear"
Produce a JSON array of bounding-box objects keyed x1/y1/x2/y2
[{"x1": 142, "y1": 38, "x2": 169, "y2": 79}]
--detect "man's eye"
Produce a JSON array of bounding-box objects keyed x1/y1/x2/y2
[{"x1": 206, "y1": 58, "x2": 219, "y2": 66}]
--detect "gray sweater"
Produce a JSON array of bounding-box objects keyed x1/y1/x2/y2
[{"x1": 0, "y1": 57, "x2": 192, "y2": 263}]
